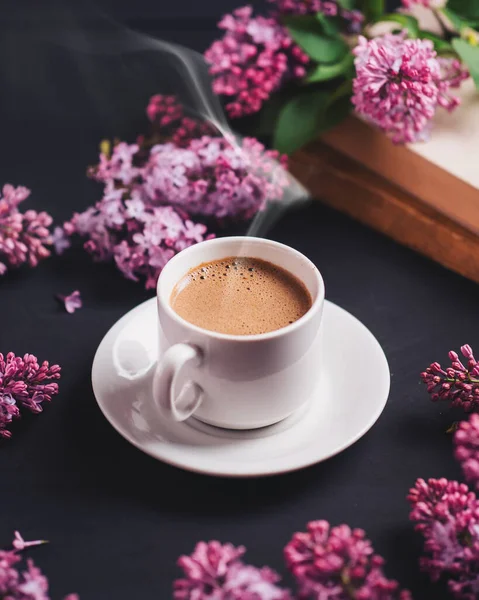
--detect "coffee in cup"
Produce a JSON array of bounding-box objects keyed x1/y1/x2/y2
[{"x1": 170, "y1": 257, "x2": 312, "y2": 336}]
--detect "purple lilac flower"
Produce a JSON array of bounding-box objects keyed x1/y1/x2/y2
[
  {"x1": 56, "y1": 290, "x2": 82, "y2": 314},
  {"x1": 146, "y1": 94, "x2": 183, "y2": 126},
  {"x1": 51, "y1": 227, "x2": 71, "y2": 255},
  {"x1": 352, "y1": 32, "x2": 463, "y2": 144},
  {"x1": 146, "y1": 95, "x2": 215, "y2": 146},
  {"x1": 409, "y1": 477, "x2": 479, "y2": 598},
  {"x1": 0, "y1": 532, "x2": 77, "y2": 600},
  {"x1": 268, "y1": 0, "x2": 364, "y2": 32},
  {"x1": 67, "y1": 192, "x2": 211, "y2": 290},
  {"x1": 455, "y1": 414, "x2": 479, "y2": 492},
  {"x1": 0, "y1": 353, "x2": 61, "y2": 438},
  {"x1": 13, "y1": 533, "x2": 47, "y2": 552},
  {"x1": 421, "y1": 345, "x2": 479, "y2": 413},
  {"x1": 284, "y1": 520, "x2": 412, "y2": 599},
  {"x1": 438, "y1": 58, "x2": 470, "y2": 89},
  {"x1": 204, "y1": 6, "x2": 309, "y2": 118},
  {"x1": 91, "y1": 142, "x2": 140, "y2": 186},
  {"x1": 144, "y1": 136, "x2": 289, "y2": 220},
  {"x1": 72, "y1": 97, "x2": 290, "y2": 288},
  {"x1": 268, "y1": 0, "x2": 323, "y2": 14},
  {"x1": 0, "y1": 184, "x2": 53, "y2": 275},
  {"x1": 173, "y1": 540, "x2": 292, "y2": 600}
]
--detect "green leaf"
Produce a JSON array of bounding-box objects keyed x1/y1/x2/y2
[
  {"x1": 376, "y1": 13, "x2": 419, "y2": 37},
  {"x1": 273, "y1": 90, "x2": 330, "y2": 154},
  {"x1": 285, "y1": 15, "x2": 349, "y2": 63},
  {"x1": 337, "y1": 0, "x2": 355, "y2": 9},
  {"x1": 447, "y1": 0, "x2": 479, "y2": 19},
  {"x1": 418, "y1": 30, "x2": 453, "y2": 52},
  {"x1": 318, "y1": 94, "x2": 352, "y2": 135},
  {"x1": 452, "y1": 38, "x2": 479, "y2": 88},
  {"x1": 315, "y1": 12, "x2": 340, "y2": 36},
  {"x1": 306, "y1": 53, "x2": 354, "y2": 82},
  {"x1": 255, "y1": 94, "x2": 288, "y2": 137},
  {"x1": 362, "y1": 0, "x2": 385, "y2": 22}
]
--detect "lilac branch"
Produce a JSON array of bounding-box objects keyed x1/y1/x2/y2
[
  {"x1": 284, "y1": 520, "x2": 412, "y2": 599},
  {"x1": 409, "y1": 477, "x2": 479, "y2": 599},
  {"x1": 421, "y1": 345, "x2": 479, "y2": 413},
  {"x1": 0, "y1": 353, "x2": 61, "y2": 439}
]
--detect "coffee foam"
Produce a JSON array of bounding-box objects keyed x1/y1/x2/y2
[{"x1": 170, "y1": 257, "x2": 312, "y2": 335}]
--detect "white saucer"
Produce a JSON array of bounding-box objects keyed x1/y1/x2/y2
[{"x1": 92, "y1": 298, "x2": 390, "y2": 477}]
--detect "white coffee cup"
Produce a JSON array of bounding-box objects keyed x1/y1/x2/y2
[{"x1": 116, "y1": 236, "x2": 324, "y2": 430}]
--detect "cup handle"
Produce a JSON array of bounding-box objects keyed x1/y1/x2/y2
[
  {"x1": 152, "y1": 343, "x2": 204, "y2": 422},
  {"x1": 113, "y1": 339, "x2": 204, "y2": 422}
]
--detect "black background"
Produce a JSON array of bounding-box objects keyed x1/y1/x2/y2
[{"x1": 1, "y1": 1, "x2": 478, "y2": 598}]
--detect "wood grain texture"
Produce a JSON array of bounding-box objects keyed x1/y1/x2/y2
[
  {"x1": 320, "y1": 116, "x2": 479, "y2": 236},
  {"x1": 290, "y1": 141, "x2": 479, "y2": 284}
]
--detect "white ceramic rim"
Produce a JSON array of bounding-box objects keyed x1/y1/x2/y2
[{"x1": 157, "y1": 236, "x2": 325, "y2": 342}]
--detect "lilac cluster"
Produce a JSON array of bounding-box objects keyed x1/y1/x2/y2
[
  {"x1": 421, "y1": 344, "x2": 479, "y2": 413},
  {"x1": 352, "y1": 32, "x2": 466, "y2": 144},
  {"x1": 66, "y1": 189, "x2": 210, "y2": 290},
  {"x1": 268, "y1": 0, "x2": 364, "y2": 32},
  {"x1": 143, "y1": 136, "x2": 289, "y2": 219},
  {"x1": 62, "y1": 90, "x2": 291, "y2": 289},
  {"x1": 409, "y1": 477, "x2": 479, "y2": 598},
  {"x1": 204, "y1": 6, "x2": 309, "y2": 118},
  {"x1": 173, "y1": 541, "x2": 291, "y2": 599},
  {"x1": 0, "y1": 352, "x2": 61, "y2": 439},
  {"x1": 0, "y1": 184, "x2": 53, "y2": 275},
  {"x1": 0, "y1": 532, "x2": 77, "y2": 600},
  {"x1": 146, "y1": 95, "x2": 215, "y2": 146},
  {"x1": 284, "y1": 520, "x2": 411, "y2": 599},
  {"x1": 66, "y1": 121, "x2": 289, "y2": 288},
  {"x1": 455, "y1": 414, "x2": 479, "y2": 493}
]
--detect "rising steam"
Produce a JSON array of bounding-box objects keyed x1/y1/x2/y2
[{"x1": 2, "y1": 0, "x2": 309, "y2": 236}]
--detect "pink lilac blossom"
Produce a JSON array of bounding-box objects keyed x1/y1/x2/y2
[
  {"x1": 204, "y1": 6, "x2": 309, "y2": 118},
  {"x1": 146, "y1": 95, "x2": 215, "y2": 146},
  {"x1": 269, "y1": 0, "x2": 323, "y2": 14},
  {"x1": 268, "y1": 0, "x2": 364, "y2": 32},
  {"x1": 455, "y1": 414, "x2": 479, "y2": 492},
  {"x1": 352, "y1": 32, "x2": 463, "y2": 144},
  {"x1": 284, "y1": 520, "x2": 412, "y2": 599},
  {"x1": 67, "y1": 190, "x2": 211, "y2": 290},
  {"x1": 173, "y1": 540, "x2": 292, "y2": 600},
  {"x1": 147, "y1": 94, "x2": 183, "y2": 126},
  {"x1": 72, "y1": 97, "x2": 289, "y2": 287},
  {"x1": 12, "y1": 533, "x2": 46, "y2": 552},
  {"x1": 89, "y1": 142, "x2": 140, "y2": 186},
  {"x1": 421, "y1": 344, "x2": 479, "y2": 413},
  {"x1": 0, "y1": 532, "x2": 77, "y2": 600},
  {"x1": 52, "y1": 227, "x2": 71, "y2": 255},
  {"x1": 56, "y1": 290, "x2": 82, "y2": 314},
  {"x1": 408, "y1": 477, "x2": 479, "y2": 598},
  {"x1": 438, "y1": 58, "x2": 470, "y2": 89},
  {"x1": 0, "y1": 184, "x2": 53, "y2": 275},
  {"x1": 144, "y1": 136, "x2": 289, "y2": 220},
  {"x1": 0, "y1": 352, "x2": 61, "y2": 439},
  {"x1": 88, "y1": 135, "x2": 288, "y2": 221}
]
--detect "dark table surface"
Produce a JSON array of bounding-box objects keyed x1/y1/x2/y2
[{"x1": 1, "y1": 1, "x2": 478, "y2": 599}]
